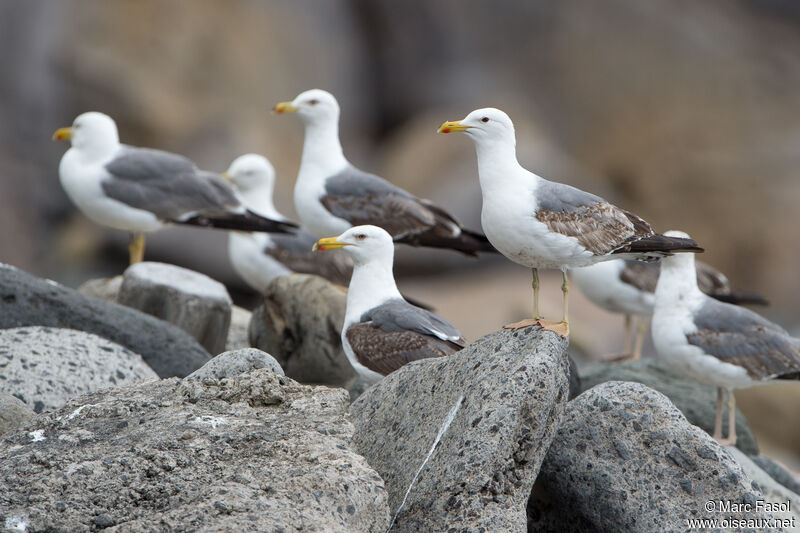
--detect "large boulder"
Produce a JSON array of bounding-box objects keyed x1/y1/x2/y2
[
  {"x1": 0, "y1": 391, "x2": 33, "y2": 436},
  {"x1": 0, "y1": 264, "x2": 211, "y2": 378},
  {"x1": 580, "y1": 358, "x2": 758, "y2": 455},
  {"x1": 350, "y1": 327, "x2": 570, "y2": 532},
  {"x1": 224, "y1": 305, "x2": 252, "y2": 352},
  {"x1": 249, "y1": 274, "x2": 359, "y2": 387},
  {"x1": 0, "y1": 326, "x2": 158, "y2": 413},
  {"x1": 185, "y1": 348, "x2": 284, "y2": 381},
  {"x1": 0, "y1": 369, "x2": 390, "y2": 531},
  {"x1": 118, "y1": 262, "x2": 232, "y2": 355},
  {"x1": 528, "y1": 381, "x2": 778, "y2": 532}
]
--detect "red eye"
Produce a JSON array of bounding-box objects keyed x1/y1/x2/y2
[
  {"x1": 481, "y1": 117, "x2": 489, "y2": 123},
  {"x1": 356, "y1": 234, "x2": 367, "y2": 240}
]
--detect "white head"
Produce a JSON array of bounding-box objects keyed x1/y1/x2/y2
[
  {"x1": 660, "y1": 230, "x2": 697, "y2": 271},
  {"x1": 53, "y1": 111, "x2": 120, "y2": 158},
  {"x1": 438, "y1": 107, "x2": 516, "y2": 147},
  {"x1": 224, "y1": 154, "x2": 275, "y2": 195},
  {"x1": 274, "y1": 89, "x2": 340, "y2": 128},
  {"x1": 313, "y1": 225, "x2": 394, "y2": 267}
]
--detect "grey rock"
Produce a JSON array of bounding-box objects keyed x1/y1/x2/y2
[
  {"x1": 76, "y1": 275, "x2": 122, "y2": 302},
  {"x1": 726, "y1": 447, "x2": 800, "y2": 526},
  {"x1": 186, "y1": 348, "x2": 284, "y2": 381},
  {"x1": 528, "y1": 381, "x2": 777, "y2": 532},
  {"x1": 118, "y1": 262, "x2": 232, "y2": 355},
  {"x1": 0, "y1": 264, "x2": 211, "y2": 377},
  {"x1": 567, "y1": 355, "x2": 581, "y2": 400},
  {"x1": 0, "y1": 326, "x2": 157, "y2": 412},
  {"x1": 0, "y1": 391, "x2": 34, "y2": 436},
  {"x1": 752, "y1": 455, "x2": 800, "y2": 496},
  {"x1": 350, "y1": 327, "x2": 570, "y2": 532},
  {"x1": 249, "y1": 274, "x2": 357, "y2": 386},
  {"x1": 580, "y1": 358, "x2": 758, "y2": 455},
  {"x1": 224, "y1": 305, "x2": 252, "y2": 351},
  {"x1": 0, "y1": 368, "x2": 390, "y2": 531}
]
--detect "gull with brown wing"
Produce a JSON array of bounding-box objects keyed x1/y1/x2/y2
[
  {"x1": 439, "y1": 108, "x2": 702, "y2": 336},
  {"x1": 314, "y1": 225, "x2": 465, "y2": 380}
]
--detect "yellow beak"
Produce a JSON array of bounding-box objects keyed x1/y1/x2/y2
[
  {"x1": 53, "y1": 127, "x2": 72, "y2": 141},
  {"x1": 273, "y1": 101, "x2": 298, "y2": 114},
  {"x1": 438, "y1": 120, "x2": 471, "y2": 134},
  {"x1": 221, "y1": 172, "x2": 233, "y2": 183},
  {"x1": 312, "y1": 237, "x2": 351, "y2": 251}
]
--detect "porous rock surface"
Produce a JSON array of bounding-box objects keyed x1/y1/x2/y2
[
  {"x1": 0, "y1": 326, "x2": 158, "y2": 412},
  {"x1": 350, "y1": 327, "x2": 570, "y2": 532},
  {"x1": 580, "y1": 358, "x2": 758, "y2": 454},
  {"x1": 185, "y1": 347, "x2": 284, "y2": 381},
  {"x1": 0, "y1": 368, "x2": 390, "y2": 532},
  {"x1": 0, "y1": 391, "x2": 33, "y2": 436},
  {"x1": 249, "y1": 274, "x2": 361, "y2": 387},
  {"x1": 118, "y1": 262, "x2": 232, "y2": 355},
  {"x1": 0, "y1": 264, "x2": 211, "y2": 378},
  {"x1": 528, "y1": 381, "x2": 778, "y2": 532}
]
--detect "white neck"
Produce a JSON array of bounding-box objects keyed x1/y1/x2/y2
[
  {"x1": 74, "y1": 134, "x2": 120, "y2": 165},
  {"x1": 239, "y1": 185, "x2": 285, "y2": 221},
  {"x1": 299, "y1": 119, "x2": 348, "y2": 180},
  {"x1": 655, "y1": 254, "x2": 704, "y2": 311},
  {"x1": 345, "y1": 259, "x2": 402, "y2": 325},
  {"x1": 472, "y1": 136, "x2": 530, "y2": 193}
]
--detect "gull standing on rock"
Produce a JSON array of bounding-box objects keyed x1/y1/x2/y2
[
  {"x1": 652, "y1": 231, "x2": 800, "y2": 446},
  {"x1": 224, "y1": 154, "x2": 353, "y2": 291},
  {"x1": 439, "y1": 108, "x2": 702, "y2": 336},
  {"x1": 274, "y1": 89, "x2": 495, "y2": 256},
  {"x1": 313, "y1": 225, "x2": 465, "y2": 379},
  {"x1": 571, "y1": 259, "x2": 768, "y2": 360},
  {"x1": 54, "y1": 112, "x2": 297, "y2": 264}
]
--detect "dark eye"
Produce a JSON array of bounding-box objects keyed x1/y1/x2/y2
[
  {"x1": 481, "y1": 117, "x2": 489, "y2": 123},
  {"x1": 309, "y1": 99, "x2": 319, "y2": 106},
  {"x1": 356, "y1": 233, "x2": 367, "y2": 240}
]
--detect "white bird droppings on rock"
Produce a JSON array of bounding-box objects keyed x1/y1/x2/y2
[
  {"x1": 4, "y1": 515, "x2": 29, "y2": 532},
  {"x1": 28, "y1": 429, "x2": 45, "y2": 442},
  {"x1": 191, "y1": 415, "x2": 227, "y2": 428}
]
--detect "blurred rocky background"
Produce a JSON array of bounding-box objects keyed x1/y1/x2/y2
[{"x1": 1, "y1": 0, "x2": 799, "y2": 463}]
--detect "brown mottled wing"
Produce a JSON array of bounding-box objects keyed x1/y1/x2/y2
[
  {"x1": 265, "y1": 247, "x2": 353, "y2": 286},
  {"x1": 695, "y1": 261, "x2": 731, "y2": 296},
  {"x1": 346, "y1": 323, "x2": 462, "y2": 376},
  {"x1": 687, "y1": 299, "x2": 800, "y2": 381},
  {"x1": 619, "y1": 260, "x2": 660, "y2": 292},
  {"x1": 321, "y1": 192, "x2": 437, "y2": 237},
  {"x1": 536, "y1": 202, "x2": 653, "y2": 256}
]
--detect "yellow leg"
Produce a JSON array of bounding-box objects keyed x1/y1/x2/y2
[
  {"x1": 534, "y1": 269, "x2": 570, "y2": 337},
  {"x1": 630, "y1": 317, "x2": 648, "y2": 361},
  {"x1": 504, "y1": 268, "x2": 544, "y2": 331},
  {"x1": 622, "y1": 314, "x2": 633, "y2": 355},
  {"x1": 712, "y1": 387, "x2": 724, "y2": 441},
  {"x1": 128, "y1": 233, "x2": 146, "y2": 264}
]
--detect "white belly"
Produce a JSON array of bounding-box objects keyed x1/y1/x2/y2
[
  {"x1": 481, "y1": 192, "x2": 594, "y2": 270},
  {"x1": 59, "y1": 151, "x2": 162, "y2": 233},
  {"x1": 228, "y1": 232, "x2": 289, "y2": 293}
]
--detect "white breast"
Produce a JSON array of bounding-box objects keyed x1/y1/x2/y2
[
  {"x1": 59, "y1": 150, "x2": 162, "y2": 233},
  {"x1": 228, "y1": 232, "x2": 289, "y2": 293},
  {"x1": 293, "y1": 173, "x2": 352, "y2": 239}
]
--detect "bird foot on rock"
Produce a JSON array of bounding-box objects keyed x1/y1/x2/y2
[
  {"x1": 602, "y1": 352, "x2": 636, "y2": 363},
  {"x1": 714, "y1": 436, "x2": 738, "y2": 447},
  {"x1": 503, "y1": 318, "x2": 569, "y2": 337}
]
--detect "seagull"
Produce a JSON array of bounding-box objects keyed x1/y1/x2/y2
[
  {"x1": 652, "y1": 230, "x2": 799, "y2": 446},
  {"x1": 273, "y1": 89, "x2": 495, "y2": 256},
  {"x1": 571, "y1": 259, "x2": 769, "y2": 360},
  {"x1": 54, "y1": 112, "x2": 297, "y2": 264},
  {"x1": 439, "y1": 108, "x2": 702, "y2": 336},
  {"x1": 313, "y1": 225, "x2": 465, "y2": 379},
  {"x1": 223, "y1": 154, "x2": 352, "y2": 291}
]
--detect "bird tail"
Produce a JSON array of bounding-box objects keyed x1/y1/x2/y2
[
  {"x1": 613, "y1": 234, "x2": 703, "y2": 259},
  {"x1": 179, "y1": 209, "x2": 298, "y2": 234},
  {"x1": 396, "y1": 228, "x2": 498, "y2": 257},
  {"x1": 711, "y1": 291, "x2": 770, "y2": 306}
]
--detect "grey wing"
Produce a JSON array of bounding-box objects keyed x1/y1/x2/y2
[
  {"x1": 534, "y1": 180, "x2": 655, "y2": 256},
  {"x1": 102, "y1": 146, "x2": 242, "y2": 221},
  {"x1": 346, "y1": 323, "x2": 460, "y2": 376},
  {"x1": 320, "y1": 166, "x2": 440, "y2": 238},
  {"x1": 363, "y1": 298, "x2": 465, "y2": 345},
  {"x1": 687, "y1": 299, "x2": 800, "y2": 380},
  {"x1": 266, "y1": 230, "x2": 353, "y2": 285},
  {"x1": 619, "y1": 260, "x2": 659, "y2": 293}
]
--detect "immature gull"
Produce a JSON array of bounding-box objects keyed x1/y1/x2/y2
[
  {"x1": 273, "y1": 89, "x2": 494, "y2": 255},
  {"x1": 224, "y1": 154, "x2": 352, "y2": 291},
  {"x1": 54, "y1": 112, "x2": 296, "y2": 264},
  {"x1": 652, "y1": 231, "x2": 800, "y2": 445},
  {"x1": 439, "y1": 108, "x2": 702, "y2": 336},
  {"x1": 571, "y1": 259, "x2": 768, "y2": 360},
  {"x1": 313, "y1": 225, "x2": 465, "y2": 379}
]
